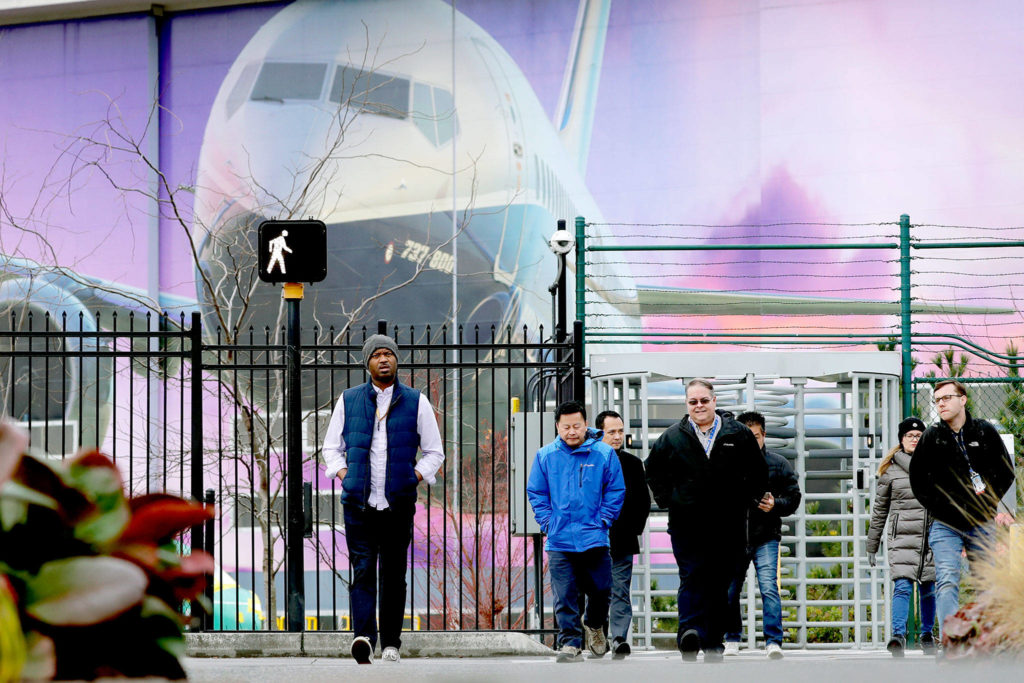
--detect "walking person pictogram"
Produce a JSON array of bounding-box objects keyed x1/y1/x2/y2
[{"x1": 267, "y1": 230, "x2": 292, "y2": 275}]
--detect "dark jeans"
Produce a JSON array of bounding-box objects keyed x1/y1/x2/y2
[
  {"x1": 343, "y1": 502, "x2": 414, "y2": 650},
  {"x1": 548, "y1": 547, "x2": 612, "y2": 648},
  {"x1": 579, "y1": 553, "x2": 635, "y2": 642},
  {"x1": 669, "y1": 527, "x2": 737, "y2": 653}
]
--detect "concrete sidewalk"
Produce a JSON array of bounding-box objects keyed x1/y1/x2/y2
[
  {"x1": 187, "y1": 632, "x2": 552, "y2": 658},
  {"x1": 183, "y1": 649, "x2": 1023, "y2": 683}
]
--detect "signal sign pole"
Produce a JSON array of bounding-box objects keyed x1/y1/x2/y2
[
  {"x1": 258, "y1": 219, "x2": 327, "y2": 633},
  {"x1": 283, "y1": 281, "x2": 304, "y2": 634}
]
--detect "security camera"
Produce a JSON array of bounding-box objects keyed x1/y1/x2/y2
[{"x1": 548, "y1": 229, "x2": 575, "y2": 255}]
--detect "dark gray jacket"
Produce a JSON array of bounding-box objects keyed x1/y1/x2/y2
[{"x1": 867, "y1": 450, "x2": 935, "y2": 582}]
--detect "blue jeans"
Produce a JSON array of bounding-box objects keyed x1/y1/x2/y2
[
  {"x1": 548, "y1": 548, "x2": 612, "y2": 648},
  {"x1": 343, "y1": 502, "x2": 414, "y2": 650},
  {"x1": 608, "y1": 554, "x2": 635, "y2": 642},
  {"x1": 929, "y1": 520, "x2": 995, "y2": 637},
  {"x1": 891, "y1": 578, "x2": 936, "y2": 638},
  {"x1": 725, "y1": 540, "x2": 783, "y2": 646}
]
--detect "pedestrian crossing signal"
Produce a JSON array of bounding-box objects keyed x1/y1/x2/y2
[{"x1": 258, "y1": 219, "x2": 327, "y2": 284}]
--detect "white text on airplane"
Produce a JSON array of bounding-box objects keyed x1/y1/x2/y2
[{"x1": 397, "y1": 239, "x2": 454, "y2": 275}]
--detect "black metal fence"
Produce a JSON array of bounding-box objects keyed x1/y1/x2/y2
[{"x1": 1, "y1": 310, "x2": 583, "y2": 634}]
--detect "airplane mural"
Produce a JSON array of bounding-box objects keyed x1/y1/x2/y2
[
  {"x1": 0, "y1": 0, "x2": 1016, "y2": 446},
  {"x1": 191, "y1": 0, "x2": 1005, "y2": 343}
]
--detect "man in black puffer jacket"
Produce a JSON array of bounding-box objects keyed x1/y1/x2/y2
[
  {"x1": 909, "y1": 380, "x2": 1014, "y2": 640},
  {"x1": 723, "y1": 411, "x2": 801, "y2": 660},
  {"x1": 645, "y1": 379, "x2": 768, "y2": 664}
]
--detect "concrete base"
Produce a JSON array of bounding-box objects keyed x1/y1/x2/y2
[{"x1": 186, "y1": 631, "x2": 554, "y2": 658}]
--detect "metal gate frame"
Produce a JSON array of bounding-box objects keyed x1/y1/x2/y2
[{"x1": 591, "y1": 351, "x2": 900, "y2": 650}]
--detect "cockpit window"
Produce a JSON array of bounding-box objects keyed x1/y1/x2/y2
[
  {"x1": 412, "y1": 84, "x2": 459, "y2": 147},
  {"x1": 227, "y1": 62, "x2": 261, "y2": 117},
  {"x1": 330, "y1": 66, "x2": 410, "y2": 119},
  {"x1": 250, "y1": 62, "x2": 327, "y2": 101},
  {"x1": 412, "y1": 83, "x2": 437, "y2": 144},
  {"x1": 433, "y1": 87, "x2": 457, "y2": 145}
]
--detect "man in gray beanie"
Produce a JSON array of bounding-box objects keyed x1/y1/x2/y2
[
  {"x1": 322, "y1": 333, "x2": 444, "y2": 664},
  {"x1": 361, "y1": 334, "x2": 399, "y2": 370}
]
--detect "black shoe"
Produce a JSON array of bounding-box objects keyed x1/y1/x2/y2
[
  {"x1": 887, "y1": 635, "x2": 906, "y2": 658},
  {"x1": 704, "y1": 648, "x2": 724, "y2": 663},
  {"x1": 612, "y1": 638, "x2": 631, "y2": 660},
  {"x1": 679, "y1": 629, "x2": 700, "y2": 662},
  {"x1": 920, "y1": 633, "x2": 937, "y2": 656},
  {"x1": 350, "y1": 636, "x2": 373, "y2": 664}
]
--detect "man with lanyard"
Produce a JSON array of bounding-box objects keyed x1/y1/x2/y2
[
  {"x1": 909, "y1": 379, "x2": 1014, "y2": 642},
  {"x1": 645, "y1": 378, "x2": 767, "y2": 663},
  {"x1": 321, "y1": 334, "x2": 445, "y2": 664}
]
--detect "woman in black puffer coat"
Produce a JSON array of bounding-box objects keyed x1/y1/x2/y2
[{"x1": 866, "y1": 417, "x2": 936, "y2": 657}]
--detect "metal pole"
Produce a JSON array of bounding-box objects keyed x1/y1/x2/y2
[
  {"x1": 204, "y1": 488, "x2": 215, "y2": 631},
  {"x1": 900, "y1": 214, "x2": 913, "y2": 417},
  {"x1": 285, "y1": 285, "x2": 305, "y2": 632},
  {"x1": 190, "y1": 312, "x2": 204, "y2": 509},
  {"x1": 189, "y1": 311, "x2": 205, "y2": 629},
  {"x1": 572, "y1": 320, "x2": 585, "y2": 400},
  {"x1": 574, "y1": 216, "x2": 586, "y2": 361}
]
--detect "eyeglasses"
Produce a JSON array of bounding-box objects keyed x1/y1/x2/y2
[
  {"x1": 687, "y1": 397, "x2": 714, "y2": 406},
  {"x1": 933, "y1": 393, "x2": 963, "y2": 405},
  {"x1": 370, "y1": 350, "x2": 396, "y2": 360},
  {"x1": 903, "y1": 433, "x2": 922, "y2": 441}
]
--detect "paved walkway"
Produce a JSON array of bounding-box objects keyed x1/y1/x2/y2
[{"x1": 183, "y1": 649, "x2": 1023, "y2": 682}]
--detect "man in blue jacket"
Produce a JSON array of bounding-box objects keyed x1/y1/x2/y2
[{"x1": 528, "y1": 400, "x2": 626, "y2": 663}]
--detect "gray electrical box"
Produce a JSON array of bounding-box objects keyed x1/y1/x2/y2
[{"x1": 510, "y1": 411, "x2": 555, "y2": 536}]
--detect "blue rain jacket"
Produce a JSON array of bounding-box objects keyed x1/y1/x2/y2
[{"x1": 527, "y1": 429, "x2": 626, "y2": 552}]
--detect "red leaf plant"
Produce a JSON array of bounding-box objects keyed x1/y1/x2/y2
[{"x1": 0, "y1": 420, "x2": 214, "y2": 681}]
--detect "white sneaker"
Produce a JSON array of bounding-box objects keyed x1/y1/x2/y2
[
  {"x1": 766, "y1": 643, "x2": 784, "y2": 660},
  {"x1": 724, "y1": 641, "x2": 740, "y2": 656},
  {"x1": 350, "y1": 636, "x2": 373, "y2": 664},
  {"x1": 381, "y1": 646, "x2": 400, "y2": 662}
]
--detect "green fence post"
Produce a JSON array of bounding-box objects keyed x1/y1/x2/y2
[
  {"x1": 900, "y1": 214, "x2": 913, "y2": 417},
  {"x1": 575, "y1": 216, "x2": 586, "y2": 360},
  {"x1": 900, "y1": 213, "x2": 920, "y2": 645}
]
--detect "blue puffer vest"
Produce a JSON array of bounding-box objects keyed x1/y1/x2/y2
[{"x1": 340, "y1": 380, "x2": 421, "y2": 508}]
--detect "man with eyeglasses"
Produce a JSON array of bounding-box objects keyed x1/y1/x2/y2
[
  {"x1": 645, "y1": 379, "x2": 768, "y2": 664},
  {"x1": 321, "y1": 334, "x2": 445, "y2": 664},
  {"x1": 909, "y1": 379, "x2": 1014, "y2": 643}
]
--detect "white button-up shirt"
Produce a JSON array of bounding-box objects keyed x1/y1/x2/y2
[{"x1": 321, "y1": 382, "x2": 445, "y2": 510}]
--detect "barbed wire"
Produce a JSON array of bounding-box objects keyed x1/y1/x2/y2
[
  {"x1": 588, "y1": 257, "x2": 897, "y2": 266},
  {"x1": 599, "y1": 273, "x2": 897, "y2": 281},
  {"x1": 587, "y1": 221, "x2": 899, "y2": 228},
  {"x1": 587, "y1": 232, "x2": 900, "y2": 241},
  {"x1": 912, "y1": 223, "x2": 1024, "y2": 231},
  {"x1": 575, "y1": 222, "x2": 1024, "y2": 376}
]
